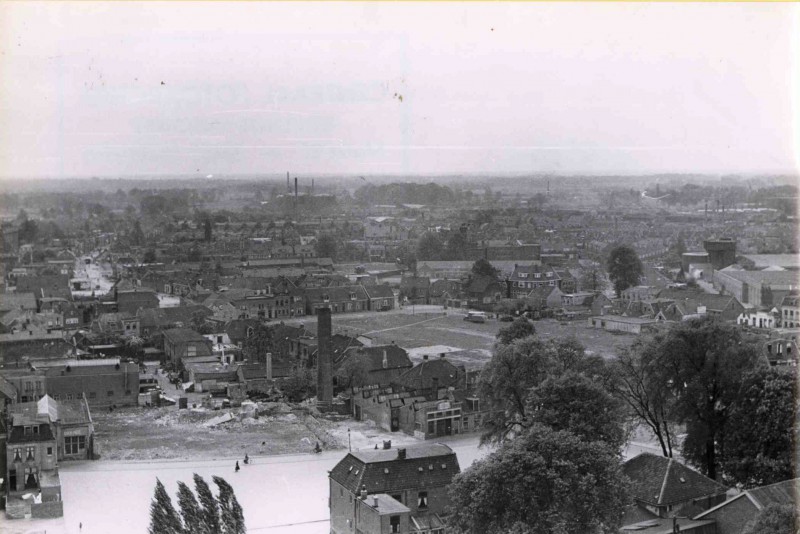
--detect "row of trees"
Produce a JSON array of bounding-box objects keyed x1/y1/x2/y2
[
  {"x1": 447, "y1": 315, "x2": 796, "y2": 532},
  {"x1": 149, "y1": 474, "x2": 245, "y2": 534}
]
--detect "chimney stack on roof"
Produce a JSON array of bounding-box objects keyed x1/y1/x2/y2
[
  {"x1": 360, "y1": 485, "x2": 367, "y2": 500},
  {"x1": 397, "y1": 448, "x2": 406, "y2": 460},
  {"x1": 423, "y1": 354, "x2": 428, "y2": 360},
  {"x1": 382, "y1": 350, "x2": 388, "y2": 369},
  {"x1": 373, "y1": 496, "x2": 379, "y2": 508}
]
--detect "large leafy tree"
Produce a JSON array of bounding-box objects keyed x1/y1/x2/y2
[
  {"x1": 416, "y1": 232, "x2": 444, "y2": 261},
  {"x1": 315, "y1": 234, "x2": 337, "y2": 261},
  {"x1": 495, "y1": 316, "x2": 535, "y2": 345},
  {"x1": 448, "y1": 425, "x2": 628, "y2": 534},
  {"x1": 471, "y1": 258, "x2": 499, "y2": 278},
  {"x1": 606, "y1": 245, "x2": 643, "y2": 296},
  {"x1": 721, "y1": 367, "x2": 796, "y2": 488},
  {"x1": 650, "y1": 318, "x2": 763, "y2": 479},
  {"x1": 478, "y1": 337, "x2": 559, "y2": 444},
  {"x1": 526, "y1": 372, "x2": 627, "y2": 450},
  {"x1": 148, "y1": 479, "x2": 183, "y2": 534},
  {"x1": 611, "y1": 341, "x2": 677, "y2": 458},
  {"x1": 241, "y1": 324, "x2": 274, "y2": 364}
]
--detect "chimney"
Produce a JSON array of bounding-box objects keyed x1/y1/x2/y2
[
  {"x1": 372, "y1": 496, "x2": 379, "y2": 508},
  {"x1": 316, "y1": 307, "x2": 333, "y2": 411},
  {"x1": 397, "y1": 448, "x2": 406, "y2": 460},
  {"x1": 383, "y1": 440, "x2": 391, "y2": 450},
  {"x1": 423, "y1": 354, "x2": 428, "y2": 360},
  {"x1": 432, "y1": 377, "x2": 439, "y2": 392},
  {"x1": 382, "y1": 350, "x2": 388, "y2": 369},
  {"x1": 440, "y1": 353, "x2": 446, "y2": 359},
  {"x1": 360, "y1": 485, "x2": 367, "y2": 500},
  {"x1": 266, "y1": 352, "x2": 273, "y2": 380},
  {"x1": 287, "y1": 171, "x2": 290, "y2": 192}
]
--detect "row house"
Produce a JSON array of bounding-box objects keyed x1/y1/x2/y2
[
  {"x1": 230, "y1": 288, "x2": 306, "y2": 320},
  {"x1": 364, "y1": 285, "x2": 397, "y2": 312},
  {"x1": 304, "y1": 285, "x2": 371, "y2": 315},
  {"x1": 780, "y1": 293, "x2": 799, "y2": 328}
]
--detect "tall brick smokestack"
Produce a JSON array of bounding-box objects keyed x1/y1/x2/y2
[{"x1": 316, "y1": 307, "x2": 333, "y2": 411}]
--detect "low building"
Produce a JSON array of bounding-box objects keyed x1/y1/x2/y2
[
  {"x1": 162, "y1": 328, "x2": 213, "y2": 365},
  {"x1": 328, "y1": 443, "x2": 460, "y2": 534},
  {"x1": 588, "y1": 315, "x2": 657, "y2": 335},
  {"x1": 694, "y1": 478, "x2": 799, "y2": 534}
]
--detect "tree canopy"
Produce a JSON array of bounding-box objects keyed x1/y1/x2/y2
[
  {"x1": 448, "y1": 424, "x2": 628, "y2": 534},
  {"x1": 149, "y1": 475, "x2": 245, "y2": 534},
  {"x1": 741, "y1": 503, "x2": 799, "y2": 534},
  {"x1": 471, "y1": 258, "x2": 499, "y2": 278},
  {"x1": 148, "y1": 479, "x2": 183, "y2": 534},
  {"x1": 495, "y1": 316, "x2": 536, "y2": 345},
  {"x1": 606, "y1": 245, "x2": 643, "y2": 296}
]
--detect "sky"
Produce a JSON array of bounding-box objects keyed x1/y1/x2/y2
[{"x1": 0, "y1": 2, "x2": 798, "y2": 179}]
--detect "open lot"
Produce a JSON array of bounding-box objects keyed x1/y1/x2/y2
[{"x1": 313, "y1": 308, "x2": 639, "y2": 369}]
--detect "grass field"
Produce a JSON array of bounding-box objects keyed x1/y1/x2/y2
[{"x1": 308, "y1": 309, "x2": 639, "y2": 369}]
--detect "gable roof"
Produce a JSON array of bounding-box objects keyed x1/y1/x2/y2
[
  {"x1": 162, "y1": 327, "x2": 208, "y2": 344},
  {"x1": 363, "y1": 284, "x2": 395, "y2": 299},
  {"x1": 329, "y1": 443, "x2": 460, "y2": 495},
  {"x1": 623, "y1": 453, "x2": 728, "y2": 507},
  {"x1": 342, "y1": 345, "x2": 413, "y2": 373},
  {"x1": 392, "y1": 357, "x2": 460, "y2": 391},
  {"x1": 695, "y1": 478, "x2": 799, "y2": 520}
]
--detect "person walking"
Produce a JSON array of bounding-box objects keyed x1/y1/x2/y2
[{"x1": 235, "y1": 461, "x2": 240, "y2": 472}]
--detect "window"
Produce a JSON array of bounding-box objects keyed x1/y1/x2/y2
[
  {"x1": 187, "y1": 345, "x2": 197, "y2": 357},
  {"x1": 64, "y1": 436, "x2": 86, "y2": 455},
  {"x1": 89, "y1": 392, "x2": 97, "y2": 399},
  {"x1": 13, "y1": 448, "x2": 22, "y2": 462},
  {"x1": 26, "y1": 446, "x2": 35, "y2": 461},
  {"x1": 107, "y1": 390, "x2": 114, "y2": 397},
  {"x1": 417, "y1": 492, "x2": 428, "y2": 509},
  {"x1": 390, "y1": 516, "x2": 400, "y2": 533},
  {"x1": 33, "y1": 426, "x2": 39, "y2": 435},
  {"x1": 47, "y1": 447, "x2": 53, "y2": 456}
]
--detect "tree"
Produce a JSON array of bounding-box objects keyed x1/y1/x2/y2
[
  {"x1": 148, "y1": 479, "x2": 183, "y2": 534},
  {"x1": 653, "y1": 318, "x2": 763, "y2": 479},
  {"x1": 478, "y1": 337, "x2": 559, "y2": 444},
  {"x1": 335, "y1": 355, "x2": 370, "y2": 390},
  {"x1": 610, "y1": 342, "x2": 676, "y2": 458},
  {"x1": 131, "y1": 220, "x2": 145, "y2": 246},
  {"x1": 416, "y1": 232, "x2": 443, "y2": 261},
  {"x1": 315, "y1": 234, "x2": 337, "y2": 261},
  {"x1": 721, "y1": 367, "x2": 796, "y2": 488},
  {"x1": 177, "y1": 481, "x2": 206, "y2": 534},
  {"x1": 194, "y1": 473, "x2": 221, "y2": 534},
  {"x1": 526, "y1": 372, "x2": 627, "y2": 450},
  {"x1": 143, "y1": 249, "x2": 157, "y2": 264},
  {"x1": 444, "y1": 232, "x2": 468, "y2": 260},
  {"x1": 471, "y1": 258, "x2": 499, "y2": 278},
  {"x1": 606, "y1": 245, "x2": 643, "y2": 296},
  {"x1": 213, "y1": 476, "x2": 246, "y2": 534},
  {"x1": 495, "y1": 317, "x2": 535, "y2": 345},
  {"x1": 742, "y1": 503, "x2": 798, "y2": 534},
  {"x1": 281, "y1": 366, "x2": 316, "y2": 402},
  {"x1": 447, "y1": 425, "x2": 628, "y2": 534}
]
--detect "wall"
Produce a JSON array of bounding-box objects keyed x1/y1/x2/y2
[
  {"x1": 31, "y1": 500, "x2": 63, "y2": 519},
  {"x1": 329, "y1": 479, "x2": 356, "y2": 534},
  {"x1": 46, "y1": 364, "x2": 138, "y2": 407}
]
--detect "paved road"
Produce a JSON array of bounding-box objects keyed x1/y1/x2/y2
[{"x1": 49, "y1": 435, "x2": 486, "y2": 534}]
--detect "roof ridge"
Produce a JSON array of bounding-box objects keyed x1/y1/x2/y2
[{"x1": 657, "y1": 458, "x2": 673, "y2": 505}]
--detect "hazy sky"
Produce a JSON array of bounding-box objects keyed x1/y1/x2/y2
[{"x1": 0, "y1": 2, "x2": 798, "y2": 179}]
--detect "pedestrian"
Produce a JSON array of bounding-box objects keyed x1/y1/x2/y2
[
  {"x1": 235, "y1": 461, "x2": 240, "y2": 472},
  {"x1": 80, "y1": 522, "x2": 83, "y2": 530},
  {"x1": 244, "y1": 454, "x2": 249, "y2": 465}
]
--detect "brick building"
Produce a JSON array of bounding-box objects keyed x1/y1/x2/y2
[{"x1": 328, "y1": 443, "x2": 459, "y2": 534}]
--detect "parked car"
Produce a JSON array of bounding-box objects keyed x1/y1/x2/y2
[
  {"x1": 464, "y1": 311, "x2": 487, "y2": 323},
  {"x1": 499, "y1": 315, "x2": 514, "y2": 322}
]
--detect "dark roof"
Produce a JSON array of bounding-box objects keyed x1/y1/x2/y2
[
  {"x1": 364, "y1": 285, "x2": 394, "y2": 299},
  {"x1": 138, "y1": 305, "x2": 213, "y2": 328},
  {"x1": 9, "y1": 423, "x2": 56, "y2": 444},
  {"x1": 747, "y1": 478, "x2": 799, "y2": 509},
  {"x1": 465, "y1": 275, "x2": 503, "y2": 295},
  {"x1": 623, "y1": 453, "x2": 728, "y2": 507},
  {"x1": 429, "y1": 280, "x2": 461, "y2": 298},
  {"x1": 330, "y1": 443, "x2": 460, "y2": 495},
  {"x1": 392, "y1": 358, "x2": 460, "y2": 391},
  {"x1": 162, "y1": 327, "x2": 208, "y2": 344},
  {"x1": 342, "y1": 345, "x2": 413, "y2": 373},
  {"x1": 304, "y1": 285, "x2": 370, "y2": 303},
  {"x1": 239, "y1": 363, "x2": 268, "y2": 380},
  {"x1": 225, "y1": 318, "x2": 263, "y2": 343}
]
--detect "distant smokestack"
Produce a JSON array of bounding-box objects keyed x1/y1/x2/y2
[
  {"x1": 287, "y1": 171, "x2": 290, "y2": 192},
  {"x1": 316, "y1": 307, "x2": 333, "y2": 411},
  {"x1": 294, "y1": 177, "x2": 298, "y2": 198},
  {"x1": 312, "y1": 178, "x2": 315, "y2": 194},
  {"x1": 266, "y1": 352, "x2": 273, "y2": 380},
  {"x1": 382, "y1": 350, "x2": 388, "y2": 369}
]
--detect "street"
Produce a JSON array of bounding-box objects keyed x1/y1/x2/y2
[{"x1": 0, "y1": 435, "x2": 487, "y2": 534}]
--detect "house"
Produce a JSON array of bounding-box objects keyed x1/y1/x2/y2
[
  {"x1": 115, "y1": 288, "x2": 160, "y2": 315},
  {"x1": 391, "y1": 355, "x2": 462, "y2": 392},
  {"x1": 694, "y1": 478, "x2": 799, "y2": 534},
  {"x1": 508, "y1": 263, "x2": 561, "y2": 299},
  {"x1": 622, "y1": 453, "x2": 728, "y2": 522},
  {"x1": 96, "y1": 312, "x2": 141, "y2": 338},
  {"x1": 463, "y1": 275, "x2": 505, "y2": 306},
  {"x1": 428, "y1": 280, "x2": 462, "y2": 306},
  {"x1": 525, "y1": 285, "x2": 563, "y2": 310},
  {"x1": 304, "y1": 285, "x2": 371, "y2": 315},
  {"x1": 712, "y1": 269, "x2": 797, "y2": 308},
  {"x1": 5, "y1": 395, "x2": 94, "y2": 519},
  {"x1": 336, "y1": 345, "x2": 413, "y2": 389},
  {"x1": 0, "y1": 292, "x2": 38, "y2": 316},
  {"x1": 328, "y1": 443, "x2": 460, "y2": 534},
  {"x1": 761, "y1": 330, "x2": 799, "y2": 366},
  {"x1": 137, "y1": 305, "x2": 213, "y2": 337},
  {"x1": 588, "y1": 315, "x2": 658, "y2": 335},
  {"x1": 364, "y1": 284, "x2": 396, "y2": 312},
  {"x1": 15, "y1": 275, "x2": 71, "y2": 301},
  {"x1": 737, "y1": 309, "x2": 779, "y2": 329},
  {"x1": 620, "y1": 285, "x2": 658, "y2": 303},
  {"x1": 39, "y1": 358, "x2": 140, "y2": 408},
  {"x1": 162, "y1": 328, "x2": 213, "y2": 364},
  {"x1": 0, "y1": 331, "x2": 72, "y2": 366},
  {"x1": 399, "y1": 276, "x2": 431, "y2": 305},
  {"x1": 779, "y1": 292, "x2": 799, "y2": 328}
]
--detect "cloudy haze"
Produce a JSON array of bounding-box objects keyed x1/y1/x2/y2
[{"x1": 0, "y1": 2, "x2": 797, "y2": 179}]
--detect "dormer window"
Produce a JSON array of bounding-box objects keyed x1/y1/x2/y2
[
  {"x1": 534, "y1": 273, "x2": 541, "y2": 279},
  {"x1": 350, "y1": 293, "x2": 357, "y2": 300},
  {"x1": 519, "y1": 273, "x2": 528, "y2": 279},
  {"x1": 546, "y1": 272, "x2": 553, "y2": 277}
]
